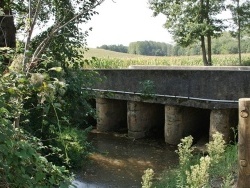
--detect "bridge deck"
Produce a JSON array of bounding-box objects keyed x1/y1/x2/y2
[{"x1": 86, "y1": 66, "x2": 250, "y2": 109}]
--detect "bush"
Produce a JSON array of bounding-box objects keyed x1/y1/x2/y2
[{"x1": 0, "y1": 123, "x2": 73, "y2": 187}]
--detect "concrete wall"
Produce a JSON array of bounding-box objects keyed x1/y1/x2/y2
[{"x1": 88, "y1": 67, "x2": 250, "y2": 109}]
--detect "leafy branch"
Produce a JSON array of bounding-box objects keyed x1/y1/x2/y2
[{"x1": 23, "y1": 0, "x2": 106, "y2": 73}]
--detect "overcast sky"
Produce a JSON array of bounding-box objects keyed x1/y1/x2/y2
[{"x1": 82, "y1": 0, "x2": 173, "y2": 48}]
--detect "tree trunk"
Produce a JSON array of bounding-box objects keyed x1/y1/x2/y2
[
  {"x1": 0, "y1": 1, "x2": 16, "y2": 69},
  {"x1": 0, "y1": 2, "x2": 16, "y2": 48},
  {"x1": 201, "y1": 35, "x2": 208, "y2": 66},
  {"x1": 207, "y1": 35, "x2": 212, "y2": 66},
  {"x1": 237, "y1": 0, "x2": 242, "y2": 65},
  {"x1": 206, "y1": 0, "x2": 212, "y2": 66},
  {"x1": 200, "y1": 0, "x2": 208, "y2": 66}
]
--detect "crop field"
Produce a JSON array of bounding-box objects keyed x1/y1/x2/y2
[{"x1": 82, "y1": 48, "x2": 250, "y2": 69}]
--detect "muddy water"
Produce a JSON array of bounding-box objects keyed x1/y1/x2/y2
[{"x1": 74, "y1": 129, "x2": 179, "y2": 188}]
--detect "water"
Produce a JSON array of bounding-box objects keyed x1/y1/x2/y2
[{"x1": 74, "y1": 130, "x2": 178, "y2": 188}]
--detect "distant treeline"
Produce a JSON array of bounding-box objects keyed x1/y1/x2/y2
[
  {"x1": 97, "y1": 32, "x2": 250, "y2": 56},
  {"x1": 97, "y1": 44, "x2": 128, "y2": 53}
]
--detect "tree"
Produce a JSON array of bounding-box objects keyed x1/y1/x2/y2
[
  {"x1": 228, "y1": 0, "x2": 250, "y2": 65},
  {"x1": 0, "y1": 2, "x2": 15, "y2": 47},
  {"x1": 149, "y1": 0, "x2": 227, "y2": 65},
  {"x1": 0, "y1": 0, "x2": 105, "y2": 186},
  {"x1": 128, "y1": 40, "x2": 173, "y2": 56},
  {"x1": 98, "y1": 44, "x2": 128, "y2": 53}
]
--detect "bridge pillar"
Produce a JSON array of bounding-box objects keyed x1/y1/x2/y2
[
  {"x1": 164, "y1": 106, "x2": 184, "y2": 145},
  {"x1": 96, "y1": 98, "x2": 127, "y2": 132},
  {"x1": 209, "y1": 109, "x2": 237, "y2": 143},
  {"x1": 165, "y1": 106, "x2": 209, "y2": 145},
  {"x1": 127, "y1": 101, "x2": 164, "y2": 139}
]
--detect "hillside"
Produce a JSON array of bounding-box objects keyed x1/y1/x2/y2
[{"x1": 83, "y1": 48, "x2": 145, "y2": 59}]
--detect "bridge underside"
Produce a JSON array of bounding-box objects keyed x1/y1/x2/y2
[{"x1": 96, "y1": 98, "x2": 238, "y2": 145}]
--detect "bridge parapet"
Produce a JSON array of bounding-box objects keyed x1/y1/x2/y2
[{"x1": 86, "y1": 66, "x2": 250, "y2": 109}]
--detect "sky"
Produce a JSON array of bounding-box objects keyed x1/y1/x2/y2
[{"x1": 82, "y1": 0, "x2": 173, "y2": 48}]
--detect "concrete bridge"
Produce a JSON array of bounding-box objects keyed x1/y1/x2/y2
[{"x1": 85, "y1": 66, "x2": 250, "y2": 145}]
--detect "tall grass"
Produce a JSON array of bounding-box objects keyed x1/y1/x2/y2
[{"x1": 83, "y1": 49, "x2": 250, "y2": 69}]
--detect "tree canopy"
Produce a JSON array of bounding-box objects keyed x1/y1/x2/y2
[
  {"x1": 149, "y1": 0, "x2": 228, "y2": 65},
  {"x1": 100, "y1": 33, "x2": 250, "y2": 57},
  {"x1": 98, "y1": 44, "x2": 128, "y2": 53}
]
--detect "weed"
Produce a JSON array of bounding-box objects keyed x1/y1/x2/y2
[
  {"x1": 141, "y1": 168, "x2": 155, "y2": 188},
  {"x1": 152, "y1": 132, "x2": 238, "y2": 188}
]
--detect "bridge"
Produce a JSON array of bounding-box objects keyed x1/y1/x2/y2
[{"x1": 85, "y1": 66, "x2": 250, "y2": 145}]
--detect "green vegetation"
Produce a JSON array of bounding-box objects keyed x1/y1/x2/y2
[
  {"x1": 97, "y1": 44, "x2": 128, "y2": 53},
  {"x1": 151, "y1": 132, "x2": 237, "y2": 188},
  {"x1": 142, "y1": 169, "x2": 155, "y2": 188},
  {"x1": 149, "y1": 0, "x2": 250, "y2": 65},
  {"x1": 0, "y1": 0, "x2": 246, "y2": 187},
  {"x1": 96, "y1": 32, "x2": 250, "y2": 57},
  {"x1": 83, "y1": 48, "x2": 250, "y2": 68},
  {"x1": 139, "y1": 80, "x2": 156, "y2": 100},
  {"x1": 0, "y1": 0, "x2": 105, "y2": 187},
  {"x1": 128, "y1": 41, "x2": 173, "y2": 56}
]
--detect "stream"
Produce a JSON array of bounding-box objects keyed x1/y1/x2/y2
[{"x1": 73, "y1": 129, "x2": 179, "y2": 188}]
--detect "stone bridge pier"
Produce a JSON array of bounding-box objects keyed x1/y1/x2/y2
[{"x1": 96, "y1": 98, "x2": 237, "y2": 145}]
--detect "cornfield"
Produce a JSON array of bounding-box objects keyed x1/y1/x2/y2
[{"x1": 82, "y1": 48, "x2": 250, "y2": 69}]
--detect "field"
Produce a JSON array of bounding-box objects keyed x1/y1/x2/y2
[{"x1": 82, "y1": 48, "x2": 250, "y2": 69}]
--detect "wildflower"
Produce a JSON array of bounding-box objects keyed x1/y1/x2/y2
[
  {"x1": 206, "y1": 132, "x2": 226, "y2": 165},
  {"x1": 176, "y1": 136, "x2": 194, "y2": 166},
  {"x1": 186, "y1": 156, "x2": 211, "y2": 188},
  {"x1": 141, "y1": 168, "x2": 154, "y2": 188}
]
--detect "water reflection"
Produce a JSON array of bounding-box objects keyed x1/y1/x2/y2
[{"x1": 75, "y1": 130, "x2": 178, "y2": 188}]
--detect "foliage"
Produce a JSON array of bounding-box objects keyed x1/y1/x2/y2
[
  {"x1": 175, "y1": 136, "x2": 194, "y2": 186},
  {"x1": 186, "y1": 156, "x2": 211, "y2": 188},
  {"x1": 0, "y1": 127, "x2": 73, "y2": 187},
  {"x1": 85, "y1": 32, "x2": 250, "y2": 58},
  {"x1": 206, "y1": 131, "x2": 226, "y2": 165},
  {"x1": 128, "y1": 41, "x2": 173, "y2": 56},
  {"x1": 139, "y1": 80, "x2": 156, "y2": 100},
  {"x1": 149, "y1": 0, "x2": 227, "y2": 65},
  {"x1": 21, "y1": 60, "x2": 98, "y2": 169},
  {"x1": 153, "y1": 132, "x2": 237, "y2": 187},
  {"x1": 63, "y1": 69, "x2": 99, "y2": 127},
  {"x1": 0, "y1": 0, "x2": 105, "y2": 186},
  {"x1": 0, "y1": 72, "x2": 73, "y2": 187},
  {"x1": 141, "y1": 168, "x2": 155, "y2": 188},
  {"x1": 97, "y1": 44, "x2": 128, "y2": 53},
  {"x1": 55, "y1": 126, "x2": 93, "y2": 168},
  {"x1": 176, "y1": 136, "x2": 194, "y2": 167},
  {"x1": 228, "y1": 0, "x2": 250, "y2": 34}
]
